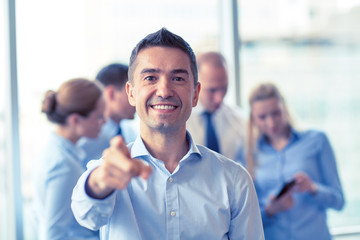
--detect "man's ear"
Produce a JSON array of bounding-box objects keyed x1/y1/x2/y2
[
  {"x1": 105, "y1": 85, "x2": 116, "y2": 101},
  {"x1": 192, "y1": 82, "x2": 201, "y2": 107},
  {"x1": 126, "y1": 82, "x2": 136, "y2": 107}
]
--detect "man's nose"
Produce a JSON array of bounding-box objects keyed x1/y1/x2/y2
[
  {"x1": 213, "y1": 91, "x2": 225, "y2": 105},
  {"x1": 156, "y1": 78, "x2": 173, "y2": 98}
]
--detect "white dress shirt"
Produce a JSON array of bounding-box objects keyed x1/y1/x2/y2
[{"x1": 186, "y1": 103, "x2": 246, "y2": 165}]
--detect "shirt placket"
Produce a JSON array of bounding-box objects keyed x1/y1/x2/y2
[
  {"x1": 165, "y1": 175, "x2": 180, "y2": 240},
  {"x1": 279, "y1": 150, "x2": 294, "y2": 239}
]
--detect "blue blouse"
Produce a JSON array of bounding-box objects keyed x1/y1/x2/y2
[
  {"x1": 32, "y1": 132, "x2": 99, "y2": 240},
  {"x1": 254, "y1": 128, "x2": 344, "y2": 240}
]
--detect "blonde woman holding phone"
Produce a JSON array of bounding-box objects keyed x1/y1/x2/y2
[{"x1": 246, "y1": 82, "x2": 344, "y2": 240}]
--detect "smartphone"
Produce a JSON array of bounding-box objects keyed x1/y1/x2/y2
[{"x1": 275, "y1": 179, "x2": 296, "y2": 199}]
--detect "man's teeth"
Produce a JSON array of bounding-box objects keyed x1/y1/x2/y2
[{"x1": 152, "y1": 105, "x2": 175, "y2": 110}]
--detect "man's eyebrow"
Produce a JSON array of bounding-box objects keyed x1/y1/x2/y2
[
  {"x1": 140, "y1": 68, "x2": 189, "y2": 75},
  {"x1": 140, "y1": 68, "x2": 160, "y2": 74},
  {"x1": 172, "y1": 69, "x2": 189, "y2": 75}
]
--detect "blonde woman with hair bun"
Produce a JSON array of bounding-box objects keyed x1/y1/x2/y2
[{"x1": 246, "y1": 82, "x2": 344, "y2": 240}]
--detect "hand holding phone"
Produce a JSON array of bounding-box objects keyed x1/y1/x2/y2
[{"x1": 275, "y1": 179, "x2": 296, "y2": 199}]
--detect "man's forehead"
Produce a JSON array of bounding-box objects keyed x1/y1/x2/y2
[
  {"x1": 138, "y1": 46, "x2": 188, "y2": 59},
  {"x1": 200, "y1": 74, "x2": 228, "y2": 86},
  {"x1": 134, "y1": 47, "x2": 192, "y2": 71}
]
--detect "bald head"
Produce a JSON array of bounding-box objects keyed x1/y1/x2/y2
[
  {"x1": 197, "y1": 52, "x2": 226, "y2": 69},
  {"x1": 197, "y1": 52, "x2": 228, "y2": 113}
]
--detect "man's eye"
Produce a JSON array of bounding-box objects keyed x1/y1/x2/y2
[
  {"x1": 145, "y1": 76, "x2": 156, "y2": 81},
  {"x1": 259, "y1": 115, "x2": 266, "y2": 120},
  {"x1": 208, "y1": 89, "x2": 217, "y2": 94},
  {"x1": 173, "y1": 77, "x2": 184, "y2": 81}
]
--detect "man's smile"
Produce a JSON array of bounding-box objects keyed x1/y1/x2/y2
[{"x1": 151, "y1": 104, "x2": 177, "y2": 110}]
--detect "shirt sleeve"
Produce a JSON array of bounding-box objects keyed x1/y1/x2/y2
[
  {"x1": 42, "y1": 161, "x2": 82, "y2": 239},
  {"x1": 228, "y1": 168, "x2": 265, "y2": 240},
  {"x1": 308, "y1": 133, "x2": 345, "y2": 210},
  {"x1": 71, "y1": 160, "x2": 117, "y2": 231}
]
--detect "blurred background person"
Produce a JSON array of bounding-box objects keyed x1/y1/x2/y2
[
  {"x1": 246, "y1": 82, "x2": 345, "y2": 240},
  {"x1": 77, "y1": 63, "x2": 137, "y2": 166},
  {"x1": 186, "y1": 51, "x2": 246, "y2": 164},
  {"x1": 32, "y1": 78, "x2": 105, "y2": 239}
]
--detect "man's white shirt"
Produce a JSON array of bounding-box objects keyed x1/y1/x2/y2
[{"x1": 186, "y1": 103, "x2": 246, "y2": 165}]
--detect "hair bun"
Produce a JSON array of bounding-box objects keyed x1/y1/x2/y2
[{"x1": 41, "y1": 90, "x2": 57, "y2": 114}]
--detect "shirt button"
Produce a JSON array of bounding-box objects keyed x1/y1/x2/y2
[
  {"x1": 170, "y1": 210, "x2": 176, "y2": 217},
  {"x1": 169, "y1": 177, "x2": 173, "y2": 183}
]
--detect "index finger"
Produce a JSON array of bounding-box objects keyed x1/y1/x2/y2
[
  {"x1": 106, "y1": 135, "x2": 152, "y2": 179},
  {"x1": 109, "y1": 135, "x2": 131, "y2": 158}
]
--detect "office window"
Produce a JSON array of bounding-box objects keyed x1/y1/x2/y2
[
  {"x1": 1, "y1": 0, "x2": 10, "y2": 238},
  {"x1": 0, "y1": 45, "x2": 9, "y2": 240},
  {"x1": 239, "y1": 0, "x2": 360, "y2": 233}
]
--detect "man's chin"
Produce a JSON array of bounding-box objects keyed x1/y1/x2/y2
[
  {"x1": 151, "y1": 122, "x2": 178, "y2": 132},
  {"x1": 207, "y1": 108, "x2": 217, "y2": 113}
]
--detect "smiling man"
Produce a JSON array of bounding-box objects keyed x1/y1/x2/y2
[{"x1": 71, "y1": 28, "x2": 264, "y2": 240}]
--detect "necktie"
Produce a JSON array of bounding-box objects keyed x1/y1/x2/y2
[
  {"x1": 116, "y1": 125, "x2": 122, "y2": 136},
  {"x1": 203, "y1": 111, "x2": 220, "y2": 153}
]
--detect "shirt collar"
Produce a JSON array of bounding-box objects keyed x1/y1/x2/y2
[
  {"x1": 258, "y1": 126, "x2": 300, "y2": 147},
  {"x1": 130, "y1": 131, "x2": 201, "y2": 162},
  {"x1": 191, "y1": 104, "x2": 206, "y2": 116},
  {"x1": 106, "y1": 118, "x2": 119, "y2": 133},
  {"x1": 288, "y1": 127, "x2": 301, "y2": 142},
  {"x1": 51, "y1": 132, "x2": 86, "y2": 161},
  {"x1": 192, "y1": 104, "x2": 225, "y2": 118},
  {"x1": 98, "y1": 118, "x2": 118, "y2": 136}
]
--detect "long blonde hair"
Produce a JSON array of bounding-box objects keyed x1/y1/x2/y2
[{"x1": 245, "y1": 82, "x2": 293, "y2": 178}]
